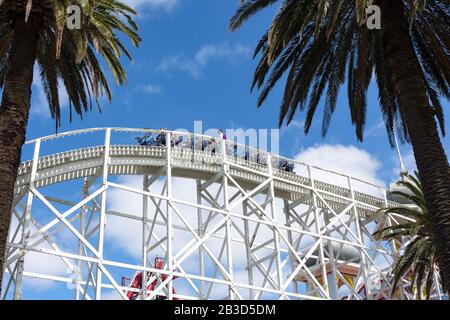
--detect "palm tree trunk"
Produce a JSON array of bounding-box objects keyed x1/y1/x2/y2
[
  {"x1": 377, "y1": 0, "x2": 450, "y2": 292},
  {"x1": 0, "y1": 16, "x2": 39, "y2": 292}
]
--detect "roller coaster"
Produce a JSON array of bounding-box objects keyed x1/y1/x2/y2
[{"x1": 1, "y1": 128, "x2": 444, "y2": 300}]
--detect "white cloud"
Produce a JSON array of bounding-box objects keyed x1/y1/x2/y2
[
  {"x1": 156, "y1": 43, "x2": 252, "y2": 79},
  {"x1": 293, "y1": 144, "x2": 386, "y2": 198},
  {"x1": 136, "y1": 84, "x2": 163, "y2": 94},
  {"x1": 289, "y1": 120, "x2": 305, "y2": 130},
  {"x1": 295, "y1": 144, "x2": 384, "y2": 186},
  {"x1": 281, "y1": 119, "x2": 305, "y2": 136},
  {"x1": 194, "y1": 43, "x2": 250, "y2": 66},
  {"x1": 364, "y1": 119, "x2": 386, "y2": 138},
  {"x1": 122, "y1": 0, "x2": 180, "y2": 11}
]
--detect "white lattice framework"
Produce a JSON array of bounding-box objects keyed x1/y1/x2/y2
[{"x1": 1, "y1": 128, "x2": 443, "y2": 300}]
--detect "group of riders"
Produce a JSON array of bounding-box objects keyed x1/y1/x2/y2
[{"x1": 135, "y1": 128, "x2": 295, "y2": 173}]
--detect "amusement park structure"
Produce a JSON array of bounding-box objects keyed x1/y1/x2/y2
[{"x1": 1, "y1": 128, "x2": 444, "y2": 300}]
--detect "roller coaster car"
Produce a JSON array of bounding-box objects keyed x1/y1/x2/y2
[
  {"x1": 278, "y1": 159, "x2": 295, "y2": 173},
  {"x1": 135, "y1": 133, "x2": 166, "y2": 147},
  {"x1": 135, "y1": 136, "x2": 151, "y2": 146},
  {"x1": 136, "y1": 133, "x2": 184, "y2": 148},
  {"x1": 123, "y1": 257, "x2": 179, "y2": 300},
  {"x1": 171, "y1": 135, "x2": 184, "y2": 147}
]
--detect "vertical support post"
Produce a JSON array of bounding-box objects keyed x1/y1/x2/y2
[
  {"x1": 13, "y1": 138, "x2": 41, "y2": 300},
  {"x1": 307, "y1": 165, "x2": 330, "y2": 299},
  {"x1": 141, "y1": 175, "x2": 149, "y2": 300},
  {"x1": 166, "y1": 132, "x2": 174, "y2": 300},
  {"x1": 75, "y1": 178, "x2": 89, "y2": 300},
  {"x1": 347, "y1": 177, "x2": 370, "y2": 299},
  {"x1": 243, "y1": 202, "x2": 255, "y2": 299},
  {"x1": 322, "y1": 208, "x2": 339, "y2": 300},
  {"x1": 283, "y1": 200, "x2": 299, "y2": 296},
  {"x1": 221, "y1": 138, "x2": 234, "y2": 300},
  {"x1": 196, "y1": 180, "x2": 205, "y2": 299},
  {"x1": 266, "y1": 154, "x2": 283, "y2": 297},
  {"x1": 95, "y1": 128, "x2": 111, "y2": 300}
]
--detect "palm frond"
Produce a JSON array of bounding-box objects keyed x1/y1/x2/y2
[
  {"x1": 374, "y1": 173, "x2": 438, "y2": 299},
  {"x1": 0, "y1": 0, "x2": 141, "y2": 126},
  {"x1": 230, "y1": 0, "x2": 449, "y2": 144}
]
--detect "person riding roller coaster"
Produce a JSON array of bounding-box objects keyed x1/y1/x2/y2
[
  {"x1": 135, "y1": 128, "x2": 155, "y2": 146},
  {"x1": 278, "y1": 159, "x2": 295, "y2": 173},
  {"x1": 136, "y1": 129, "x2": 184, "y2": 147}
]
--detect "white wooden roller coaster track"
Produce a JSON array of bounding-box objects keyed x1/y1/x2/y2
[{"x1": 2, "y1": 128, "x2": 444, "y2": 300}]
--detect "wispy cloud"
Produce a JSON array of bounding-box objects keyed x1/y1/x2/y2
[
  {"x1": 156, "y1": 43, "x2": 252, "y2": 79},
  {"x1": 122, "y1": 0, "x2": 180, "y2": 11},
  {"x1": 365, "y1": 119, "x2": 385, "y2": 138},
  {"x1": 281, "y1": 119, "x2": 305, "y2": 134},
  {"x1": 136, "y1": 84, "x2": 163, "y2": 94}
]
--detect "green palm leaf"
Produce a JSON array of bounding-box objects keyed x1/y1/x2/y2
[
  {"x1": 375, "y1": 173, "x2": 438, "y2": 299},
  {"x1": 0, "y1": 0, "x2": 142, "y2": 126},
  {"x1": 229, "y1": 0, "x2": 449, "y2": 145}
]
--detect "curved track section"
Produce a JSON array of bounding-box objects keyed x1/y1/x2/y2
[
  {"x1": 3, "y1": 128, "x2": 443, "y2": 300},
  {"x1": 15, "y1": 144, "x2": 388, "y2": 215}
]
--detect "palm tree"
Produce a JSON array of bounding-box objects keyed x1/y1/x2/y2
[
  {"x1": 230, "y1": 0, "x2": 450, "y2": 292},
  {"x1": 0, "y1": 0, "x2": 141, "y2": 290},
  {"x1": 373, "y1": 173, "x2": 439, "y2": 299}
]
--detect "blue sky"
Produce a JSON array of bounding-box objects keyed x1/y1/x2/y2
[{"x1": 8, "y1": 0, "x2": 450, "y2": 299}]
